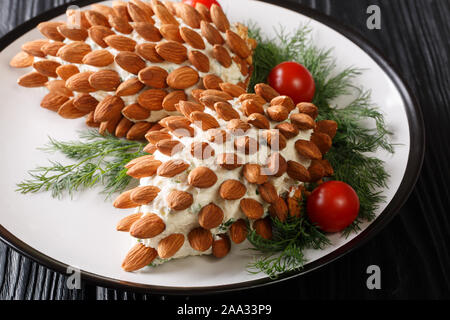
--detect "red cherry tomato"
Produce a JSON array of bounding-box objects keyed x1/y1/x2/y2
[
  {"x1": 182, "y1": 0, "x2": 221, "y2": 9},
  {"x1": 307, "y1": 181, "x2": 360, "y2": 233},
  {"x1": 267, "y1": 62, "x2": 316, "y2": 104}
]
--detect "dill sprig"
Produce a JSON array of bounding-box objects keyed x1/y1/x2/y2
[
  {"x1": 16, "y1": 130, "x2": 147, "y2": 198},
  {"x1": 246, "y1": 24, "x2": 394, "y2": 277}
]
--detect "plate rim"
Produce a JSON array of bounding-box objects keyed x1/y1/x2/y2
[{"x1": 0, "y1": 0, "x2": 425, "y2": 295}]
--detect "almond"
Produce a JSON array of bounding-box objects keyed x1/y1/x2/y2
[
  {"x1": 167, "y1": 66, "x2": 199, "y2": 89},
  {"x1": 85, "y1": 10, "x2": 110, "y2": 28},
  {"x1": 94, "y1": 95, "x2": 125, "y2": 122},
  {"x1": 122, "y1": 243, "x2": 157, "y2": 272},
  {"x1": 155, "y1": 41, "x2": 187, "y2": 64},
  {"x1": 294, "y1": 139, "x2": 322, "y2": 160},
  {"x1": 188, "y1": 50, "x2": 210, "y2": 73},
  {"x1": 267, "y1": 105, "x2": 289, "y2": 122},
  {"x1": 113, "y1": 2, "x2": 132, "y2": 21},
  {"x1": 41, "y1": 93, "x2": 69, "y2": 112},
  {"x1": 210, "y1": 4, "x2": 229, "y2": 32},
  {"x1": 117, "y1": 213, "x2": 143, "y2": 232},
  {"x1": 316, "y1": 120, "x2": 338, "y2": 139},
  {"x1": 271, "y1": 96, "x2": 295, "y2": 111},
  {"x1": 85, "y1": 111, "x2": 100, "y2": 128},
  {"x1": 187, "y1": 166, "x2": 218, "y2": 188},
  {"x1": 242, "y1": 99, "x2": 264, "y2": 116},
  {"x1": 91, "y1": 3, "x2": 117, "y2": 18},
  {"x1": 190, "y1": 142, "x2": 215, "y2": 160},
  {"x1": 247, "y1": 113, "x2": 270, "y2": 129},
  {"x1": 268, "y1": 197, "x2": 288, "y2": 222},
  {"x1": 297, "y1": 102, "x2": 319, "y2": 119},
  {"x1": 240, "y1": 198, "x2": 264, "y2": 220},
  {"x1": 99, "y1": 113, "x2": 123, "y2": 136},
  {"x1": 57, "y1": 24, "x2": 88, "y2": 41},
  {"x1": 287, "y1": 186, "x2": 303, "y2": 218},
  {"x1": 266, "y1": 152, "x2": 287, "y2": 177},
  {"x1": 88, "y1": 25, "x2": 115, "y2": 48},
  {"x1": 56, "y1": 64, "x2": 79, "y2": 81},
  {"x1": 127, "y1": 159, "x2": 162, "y2": 178},
  {"x1": 290, "y1": 113, "x2": 315, "y2": 130},
  {"x1": 287, "y1": 160, "x2": 311, "y2": 182},
  {"x1": 165, "y1": 117, "x2": 194, "y2": 137},
  {"x1": 243, "y1": 164, "x2": 267, "y2": 185},
  {"x1": 167, "y1": 190, "x2": 194, "y2": 210},
  {"x1": 178, "y1": 3, "x2": 202, "y2": 28},
  {"x1": 134, "y1": 22, "x2": 162, "y2": 41},
  {"x1": 258, "y1": 182, "x2": 278, "y2": 204},
  {"x1": 18, "y1": 72, "x2": 48, "y2": 88},
  {"x1": 145, "y1": 131, "x2": 171, "y2": 144},
  {"x1": 138, "y1": 66, "x2": 168, "y2": 88},
  {"x1": 203, "y1": 74, "x2": 223, "y2": 90},
  {"x1": 217, "y1": 153, "x2": 242, "y2": 170},
  {"x1": 180, "y1": 27, "x2": 205, "y2": 49},
  {"x1": 276, "y1": 122, "x2": 299, "y2": 139},
  {"x1": 132, "y1": 0, "x2": 154, "y2": 17},
  {"x1": 113, "y1": 189, "x2": 139, "y2": 209},
  {"x1": 227, "y1": 119, "x2": 251, "y2": 135},
  {"x1": 108, "y1": 15, "x2": 133, "y2": 34},
  {"x1": 157, "y1": 159, "x2": 189, "y2": 177},
  {"x1": 22, "y1": 39, "x2": 49, "y2": 58},
  {"x1": 38, "y1": 21, "x2": 65, "y2": 41},
  {"x1": 127, "y1": 2, "x2": 154, "y2": 24},
  {"x1": 190, "y1": 111, "x2": 220, "y2": 131},
  {"x1": 201, "y1": 89, "x2": 233, "y2": 101},
  {"x1": 46, "y1": 80, "x2": 73, "y2": 97},
  {"x1": 198, "y1": 203, "x2": 223, "y2": 229},
  {"x1": 122, "y1": 103, "x2": 149, "y2": 120},
  {"x1": 158, "y1": 234, "x2": 185, "y2": 259},
  {"x1": 57, "y1": 41, "x2": 91, "y2": 63},
  {"x1": 311, "y1": 132, "x2": 332, "y2": 155},
  {"x1": 234, "y1": 55, "x2": 249, "y2": 76},
  {"x1": 125, "y1": 155, "x2": 155, "y2": 169},
  {"x1": 41, "y1": 41, "x2": 65, "y2": 56},
  {"x1": 136, "y1": 43, "x2": 164, "y2": 63},
  {"x1": 215, "y1": 101, "x2": 239, "y2": 121},
  {"x1": 253, "y1": 218, "x2": 272, "y2": 240},
  {"x1": 200, "y1": 94, "x2": 228, "y2": 110},
  {"x1": 154, "y1": 4, "x2": 179, "y2": 25},
  {"x1": 162, "y1": 91, "x2": 187, "y2": 112},
  {"x1": 188, "y1": 227, "x2": 213, "y2": 252},
  {"x1": 320, "y1": 159, "x2": 334, "y2": 177},
  {"x1": 66, "y1": 9, "x2": 91, "y2": 29},
  {"x1": 212, "y1": 234, "x2": 231, "y2": 258},
  {"x1": 115, "y1": 117, "x2": 134, "y2": 138},
  {"x1": 212, "y1": 45, "x2": 231, "y2": 67},
  {"x1": 200, "y1": 21, "x2": 223, "y2": 45},
  {"x1": 104, "y1": 35, "x2": 137, "y2": 52},
  {"x1": 234, "y1": 136, "x2": 259, "y2": 155},
  {"x1": 159, "y1": 24, "x2": 183, "y2": 42},
  {"x1": 137, "y1": 89, "x2": 167, "y2": 110},
  {"x1": 116, "y1": 78, "x2": 145, "y2": 96},
  {"x1": 308, "y1": 160, "x2": 326, "y2": 182},
  {"x1": 177, "y1": 100, "x2": 205, "y2": 117},
  {"x1": 10, "y1": 51, "x2": 34, "y2": 68},
  {"x1": 156, "y1": 139, "x2": 184, "y2": 156},
  {"x1": 130, "y1": 186, "x2": 161, "y2": 205},
  {"x1": 263, "y1": 129, "x2": 287, "y2": 151},
  {"x1": 127, "y1": 122, "x2": 153, "y2": 140},
  {"x1": 219, "y1": 83, "x2": 246, "y2": 98},
  {"x1": 130, "y1": 214, "x2": 166, "y2": 238},
  {"x1": 255, "y1": 83, "x2": 279, "y2": 101},
  {"x1": 82, "y1": 50, "x2": 114, "y2": 67},
  {"x1": 191, "y1": 89, "x2": 204, "y2": 102},
  {"x1": 230, "y1": 219, "x2": 248, "y2": 244},
  {"x1": 89, "y1": 70, "x2": 121, "y2": 91},
  {"x1": 239, "y1": 93, "x2": 266, "y2": 105},
  {"x1": 65, "y1": 71, "x2": 95, "y2": 93},
  {"x1": 226, "y1": 30, "x2": 251, "y2": 59},
  {"x1": 196, "y1": 3, "x2": 212, "y2": 22},
  {"x1": 219, "y1": 180, "x2": 246, "y2": 200}
]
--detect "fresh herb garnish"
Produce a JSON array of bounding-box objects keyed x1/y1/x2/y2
[
  {"x1": 17, "y1": 130, "x2": 147, "y2": 198},
  {"x1": 218, "y1": 218, "x2": 236, "y2": 232}
]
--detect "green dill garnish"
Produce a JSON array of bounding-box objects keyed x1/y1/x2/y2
[
  {"x1": 246, "y1": 24, "x2": 394, "y2": 277},
  {"x1": 16, "y1": 130, "x2": 147, "y2": 198},
  {"x1": 218, "y1": 218, "x2": 236, "y2": 232}
]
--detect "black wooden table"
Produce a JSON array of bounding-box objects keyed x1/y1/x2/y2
[{"x1": 0, "y1": 0, "x2": 449, "y2": 300}]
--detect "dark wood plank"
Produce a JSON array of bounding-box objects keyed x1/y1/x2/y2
[{"x1": 0, "y1": 0, "x2": 449, "y2": 300}]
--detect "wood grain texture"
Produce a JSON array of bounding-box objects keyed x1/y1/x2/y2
[{"x1": 0, "y1": 0, "x2": 449, "y2": 300}]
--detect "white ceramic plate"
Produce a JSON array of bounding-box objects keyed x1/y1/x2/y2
[{"x1": 0, "y1": 0, "x2": 424, "y2": 293}]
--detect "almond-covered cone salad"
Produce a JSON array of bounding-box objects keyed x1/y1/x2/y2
[
  {"x1": 114, "y1": 82, "x2": 338, "y2": 272},
  {"x1": 10, "y1": 0, "x2": 255, "y2": 140}
]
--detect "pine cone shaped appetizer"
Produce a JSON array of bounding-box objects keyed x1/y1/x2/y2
[
  {"x1": 10, "y1": 1, "x2": 255, "y2": 140},
  {"x1": 115, "y1": 82, "x2": 338, "y2": 272}
]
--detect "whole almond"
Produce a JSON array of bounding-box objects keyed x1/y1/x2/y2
[
  {"x1": 190, "y1": 141, "x2": 215, "y2": 160},
  {"x1": 155, "y1": 41, "x2": 187, "y2": 64},
  {"x1": 180, "y1": 27, "x2": 205, "y2": 49},
  {"x1": 158, "y1": 234, "x2": 185, "y2": 259},
  {"x1": 240, "y1": 198, "x2": 264, "y2": 220},
  {"x1": 267, "y1": 105, "x2": 289, "y2": 122},
  {"x1": 127, "y1": 159, "x2": 162, "y2": 178},
  {"x1": 94, "y1": 95, "x2": 125, "y2": 122},
  {"x1": 200, "y1": 21, "x2": 223, "y2": 45},
  {"x1": 219, "y1": 83, "x2": 246, "y2": 98},
  {"x1": 116, "y1": 118, "x2": 134, "y2": 138},
  {"x1": 10, "y1": 52, "x2": 34, "y2": 68},
  {"x1": 167, "y1": 66, "x2": 199, "y2": 89},
  {"x1": 310, "y1": 132, "x2": 332, "y2": 155},
  {"x1": 160, "y1": 115, "x2": 191, "y2": 128},
  {"x1": 156, "y1": 139, "x2": 184, "y2": 156},
  {"x1": 57, "y1": 24, "x2": 88, "y2": 41},
  {"x1": 138, "y1": 66, "x2": 169, "y2": 89},
  {"x1": 18, "y1": 72, "x2": 48, "y2": 88},
  {"x1": 294, "y1": 139, "x2": 322, "y2": 160},
  {"x1": 190, "y1": 111, "x2": 220, "y2": 131},
  {"x1": 196, "y1": 3, "x2": 212, "y2": 22},
  {"x1": 276, "y1": 122, "x2": 299, "y2": 139},
  {"x1": 213, "y1": 45, "x2": 231, "y2": 67},
  {"x1": 85, "y1": 10, "x2": 110, "y2": 27},
  {"x1": 308, "y1": 160, "x2": 326, "y2": 182},
  {"x1": 162, "y1": 91, "x2": 187, "y2": 112},
  {"x1": 290, "y1": 113, "x2": 315, "y2": 130},
  {"x1": 137, "y1": 89, "x2": 167, "y2": 110},
  {"x1": 316, "y1": 120, "x2": 338, "y2": 139},
  {"x1": 269, "y1": 197, "x2": 288, "y2": 222},
  {"x1": 113, "y1": 189, "x2": 139, "y2": 209},
  {"x1": 136, "y1": 43, "x2": 164, "y2": 63},
  {"x1": 46, "y1": 80, "x2": 73, "y2": 97},
  {"x1": 89, "y1": 69, "x2": 121, "y2": 91},
  {"x1": 88, "y1": 26, "x2": 115, "y2": 48},
  {"x1": 33, "y1": 60, "x2": 61, "y2": 78},
  {"x1": 200, "y1": 95, "x2": 227, "y2": 110},
  {"x1": 127, "y1": 122, "x2": 153, "y2": 140},
  {"x1": 40, "y1": 93, "x2": 69, "y2": 112},
  {"x1": 91, "y1": 3, "x2": 117, "y2": 18},
  {"x1": 58, "y1": 99, "x2": 89, "y2": 119},
  {"x1": 239, "y1": 93, "x2": 266, "y2": 105},
  {"x1": 178, "y1": 3, "x2": 202, "y2": 28},
  {"x1": 22, "y1": 39, "x2": 49, "y2": 58},
  {"x1": 177, "y1": 100, "x2": 205, "y2": 117},
  {"x1": 116, "y1": 213, "x2": 143, "y2": 232},
  {"x1": 217, "y1": 153, "x2": 242, "y2": 170},
  {"x1": 157, "y1": 159, "x2": 189, "y2": 177},
  {"x1": 242, "y1": 99, "x2": 264, "y2": 116},
  {"x1": 85, "y1": 112, "x2": 100, "y2": 128},
  {"x1": 41, "y1": 41, "x2": 65, "y2": 56},
  {"x1": 247, "y1": 113, "x2": 270, "y2": 129},
  {"x1": 227, "y1": 119, "x2": 250, "y2": 135},
  {"x1": 123, "y1": 103, "x2": 150, "y2": 121},
  {"x1": 243, "y1": 164, "x2": 267, "y2": 185},
  {"x1": 145, "y1": 131, "x2": 172, "y2": 144},
  {"x1": 297, "y1": 102, "x2": 319, "y2": 119},
  {"x1": 130, "y1": 186, "x2": 161, "y2": 205},
  {"x1": 114, "y1": 51, "x2": 146, "y2": 77},
  {"x1": 266, "y1": 152, "x2": 287, "y2": 177},
  {"x1": 66, "y1": 9, "x2": 91, "y2": 29},
  {"x1": 212, "y1": 234, "x2": 231, "y2": 258},
  {"x1": 203, "y1": 74, "x2": 223, "y2": 90},
  {"x1": 108, "y1": 15, "x2": 133, "y2": 34},
  {"x1": 57, "y1": 41, "x2": 91, "y2": 63},
  {"x1": 134, "y1": 22, "x2": 162, "y2": 41},
  {"x1": 56, "y1": 64, "x2": 79, "y2": 81},
  {"x1": 188, "y1": 50, "x2": 210, "y2": 73},
  {"x1": 287, "y1": 186, "x2": 303, "y2": 218},
  {"x1": 113, "y1": 3, "x2": 132, "y2": 21},
  {"x1": 121, "y1": 243, "x2": 157, "y2": 272},
  {"x1": 159, "y1": 24, "x2": 183, "y2": 42},
  {"x1": 127, "y1": 2, "x2": 154, "y2": 23},
  {"x1": 210, "y1": 4, "x2": 229, "y2": 32},
  {"x1": 219, "y1": 180, "x2": 246, "y2": 200},
  {"x1": 116, "y1": 78, "x2": 145, "y2": 96},
  {"x1": 201, "y1": 89, "x2": 233, "y2": 100},
  {"x1": 271, "y1": 96, "x2": 295, "y2": 111},
  {"x1": 154, "y1": 4, "x2": 179, "y2": 25},
  {"x1": 234, "y1": 136, "x2": 259, "y2": 155},
  {"x1": 166, "y1": 118, "x2": 194, "y2": 138},
  {"x1": 99, "y1": 111, "x2": 122, "y2": 136},
  {"x1": 73, "y1": 94, "x2": 98, "y2": 113},
  {"x1": 320, "y1": 159, "x2": 334, "y2": 177},
  {"x1": 230, "y1": 219, "x2": 248, "y2": 244},
  {"x1": 287, "y1": 160, "x2": 311, "y2": 182},
  {"x1": 167, "y1": 190, "x2": 194, "y2": 211},
  {"x1": 258, "y1": 182, "x2": 278, "y2": 204},
  {"x1": 38, "y1": 21, "x2": 65, "y2": 41},
  {"x1": 125, "y1": 155, "x2": 155, "y2": 169},
  {"x1": 104, "y1": 35, "x2": 137, "y2": 52},
  {"x1": 188, "y1": 167, "x2": 218, "y2": 188},
  {"x1": 234, "y1": 55, "x2": 249, "y2": 76},
  {"x1": 255, "y1": 83, "x2": 280, "y2": 101},
  {"x1": 215, "y1": 101, "x2": 239, "y2": 121},
  {"x1": 82, "y1": 50, "x2": 114, "y2": 67},
  {"x1": 130, "y1": 213, "x2": 166, "y2": 238},
  {"x1": 188, "y1": 227, "x2": 213, "y2": 252},
  {"x1": 263, "y1": 129, "x2": 287, "y2": 151},
  {"x1": 226, "y1": 30, "x2": 251, "y2": 59},
  {"x1": 253, "y1": 218, "x2": 272, "y2": 240}
]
